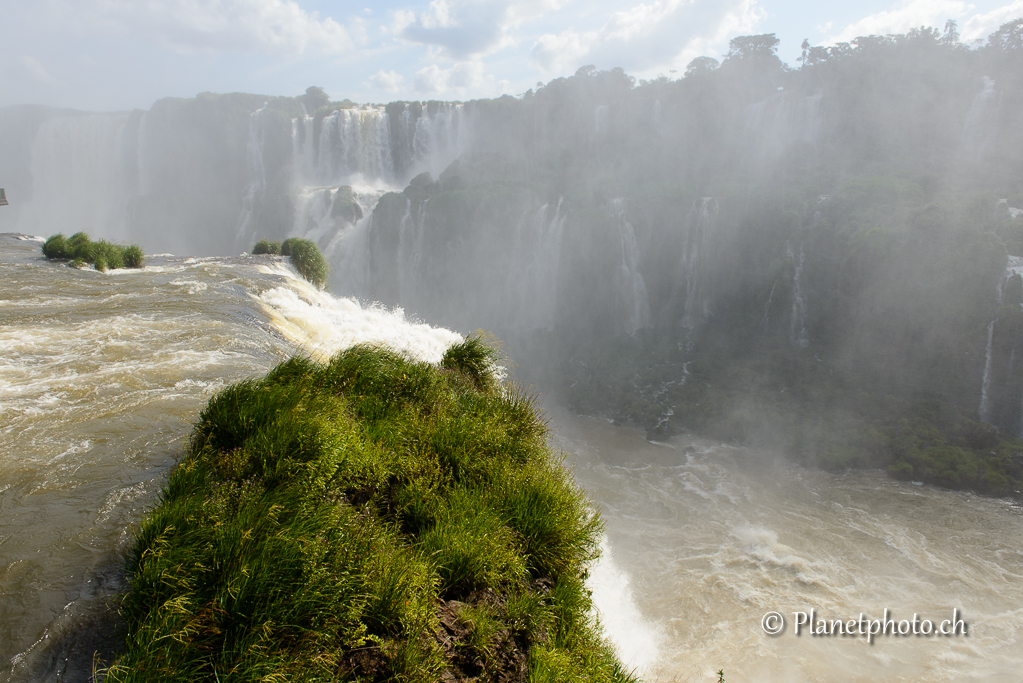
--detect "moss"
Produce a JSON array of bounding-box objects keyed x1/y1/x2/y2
[{"x1": 106, "y1": 342, "x2": 633, "y2": 683}]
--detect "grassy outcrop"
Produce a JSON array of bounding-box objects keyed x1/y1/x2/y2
[
  {"x1": 106, "y1": 339, "x2": 633, "y2": 683},
  {"x1": 42, "y1": 232, "x2": 144, "y2": 270},
  {"x1": 252, "y1": 239, "x2": 281, "y2": 255},
  {"x1": 253, "y1": 237, "x2": 328, "y2": 289}
]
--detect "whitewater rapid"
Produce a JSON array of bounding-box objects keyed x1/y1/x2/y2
[
  {"x1": 3, "y1": 233, "x2": 1023, "y2": 682},
  {"x1": 557, "y1": 410, "x2": 1023, "y2": 682},
  {"x1": 0, "y1": 235, "x2": 461, "y2": 681}
]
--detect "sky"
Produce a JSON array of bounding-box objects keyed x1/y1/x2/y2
[{"x1": 1, "y1": 0, "x2": 1022, "y2": 111}]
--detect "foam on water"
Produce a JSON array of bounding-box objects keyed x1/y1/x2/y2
[
  {"x1": 551, "y1": 407, "x2": 1023, "y2": 682},
  {"x1": 0, "y1": 236, "x2": 465, "y2": 681},
  {"x1": 255, "y1": 263, "x2": 462, "y2": 363}
]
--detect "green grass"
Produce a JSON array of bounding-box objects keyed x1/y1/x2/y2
[
  {"x1": 259, "y1": 237, "x2": 328, "y2": 289},
  {"x1": 252, "y1": 239, "x2": 281, "y2": 255},
  {"x1": 42, "y1": 232, "x2": 145, "y2": 270},
  {"x1": 106, "y1": 338, "x2": 635, "y2": 683}
]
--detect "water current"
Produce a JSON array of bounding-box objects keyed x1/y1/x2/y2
[{"x1": 2, "y1": 233, "x2": 1022, "y2": 682}]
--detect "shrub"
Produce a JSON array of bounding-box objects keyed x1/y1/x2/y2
[
  {"x1": 252, "y1": 239, "x2": 281, "y2": 255},
  {"x1": 42, "y1": 234, "x2": 68, "y2": 259},
  {"x1": 41, "y1": 232, "x2": 145, "y2": 270},
  {"x1": 106, "y1": 343, "x2": 632, "y2": 683},
  {"x1": 283, "y1": 237, "x2": 328, "y2": 289}
]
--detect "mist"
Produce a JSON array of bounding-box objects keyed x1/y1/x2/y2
[{"x1": 3, "y1": 17, "x2": 1023, "y2": 682}]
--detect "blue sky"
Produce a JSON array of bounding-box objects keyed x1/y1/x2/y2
[{"x1": 1, "y1": 0, "x2": 1021, "y2": 111}]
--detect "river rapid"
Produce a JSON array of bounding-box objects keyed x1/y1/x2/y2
[{"x1": 2, "y1": 233, "x2": 1022, "y2": 682}]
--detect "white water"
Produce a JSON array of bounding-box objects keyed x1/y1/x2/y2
[
  {"x1": 5, "y1": 232, "x2": 1023, "y2": 682},
  {"x1": 788, "y1": 242, "x2": 809, "y2": 348},
  {"x1": 678, "y1": 198, "x2": 717, "y2": 329},
  {"x1": 607, "y1": 198, "x2": 651, "y2": 334},
  {"x1": 0, "y1": 235, "x2": 462, "y2": 681},
  {"x1": 561, "y1": 410, "x2": 1023, "y2": 682}
]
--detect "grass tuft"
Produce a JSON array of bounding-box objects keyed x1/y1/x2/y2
[
  {"x1": 107, "y1": 341, "x2": 634, "y2": 683},
  {"x1": 252, "y1": 239, "x2": 281, "y2": 255},
  {"x1": 41, "y1": 232, "x2": 144, "y2": 269}
]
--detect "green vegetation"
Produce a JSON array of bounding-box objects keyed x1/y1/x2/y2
[
  {"x1": 281, "y1": 237, "x2": 329, "y2": 289},
  {"x1": 42, "y1": 232, "x2": 144, "y2": 270},
  {"x1": 252, "y1": 237, "x2": 328, "y2": 289},
  {"x1": 106, "y1": 339, "x2": 633, "y2": 683},
  {"x1": 252, "y1": 239, "x2": 281, "y2": 255}
]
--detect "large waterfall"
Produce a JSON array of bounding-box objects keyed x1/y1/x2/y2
[{"x1": 11, "y1": 100, "x2": 469, "y2": 257}]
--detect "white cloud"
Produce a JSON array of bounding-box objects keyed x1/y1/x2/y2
[
  {"x1": 398, "y1": 0, "x2": 565, "y2": 58},
  {"x1": 21, "y1": 55, "x2": 60, "y2": 86},
  {"x1": 531, "y1": 0, "x2": 763, "y2": 77},
  {"x1": 411, "y1": 60, "x2": 510, "y2": 96},
  {"x1": 76, "y1": 0, "x2": 357, "y2": 56},
  {"x1": 961, "y1": 0, "x2": 1023, "y2": 41},
  {"x1": 825, "y1": 0, "x2": 971, "y2": 44},
  {"x1": 370, "y1": 69, "x2": 406, "y2": 92}
]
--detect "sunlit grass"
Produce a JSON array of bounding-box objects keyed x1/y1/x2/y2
[
  {"x1": 106, "y1": 338, "x2": 635, "y2": 682},
  {"x1": 42, "y1": 232, "x2": 145, "y2": 270}
]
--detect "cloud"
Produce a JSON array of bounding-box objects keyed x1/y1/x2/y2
[
  {"x1": 825, "y1": 0, "x2": 970, "y2": 44},
  {"x1": 411, "y1": 60, "x2": 511, "y2": 96},
  {"x1": 75, "y1": 0, "x2": 357, "y2": 56},
  {"x1": 961, "y1": 0, "x2": 1023, "y2": 41},
  {"x1": 20, "y1": 55, "x2": 60, "y2": 86},
  {"x1": 370, "y1": 69, "x2": 406, "y2": 92},
  {"x1": 397, "y1": 0, "x2": 564, "y2": 58},
  {"x1": 531, "y1": 0, "x2": 763, "y2": 76}
]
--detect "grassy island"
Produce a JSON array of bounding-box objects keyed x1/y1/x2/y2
[
  {"x1": 106, "y1": 338, "x2": 634, "y2": 683},
  {"x1": 42, "y1": 232, "x2": 144, "y2": 270},
  {"x1": 252, "y1": 237, "x2": 328, "y2": 289}
]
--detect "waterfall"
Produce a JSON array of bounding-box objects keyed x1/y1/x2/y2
[
  {"x1": 677, "y1": 197, "x2": 717, "y2": 329},
  {"x1": 607, "y1": 198, "x2": 651, "y2": 334},
  {"x1": 18, "y1": 114, "x2": 134, "y2": 241},
  {"x1": 235, "y1": 104, "x2": 268, "y2": 250},
  {"x1": 959, "y1": 77, "x2": 1000, "y2": 160},
  {"x1": 291, "y1": 103, "x2": 467, "y2": 189},
  {"x1": 979, "y1": 319, "x2": 996, "y2": 423},
  {"x1": 788, "y1": 242, "x2": 809, "y2": 348},
  {"x1": 509, "y1": 199, "x2": 566, "y2": 331}
]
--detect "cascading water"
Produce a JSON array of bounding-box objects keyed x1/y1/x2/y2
[
  {"x1": 607, "y1": 198, "x2": 651, "y2": 335},
  {"x1": 235, "y1": 104, "x2": 268, "y2": 250},
  {"x1": 959, "y1": 76, "x2": 1000, "y2": 160},
  {"x1": 0, "y1": 233, "x2": 462, "y2": 681},
  {"x1": 676, "y1": 197, "x2": 717, "y2": 329},
  {"x1": 17, "y1": 114, "x2": 134, "y2": 241},
  {"x1": 508, "y1": 199, "x2": 566, "y2": 331},
  {"x1": 788, "y1": 242, "x2": 809, "y2": 348}
]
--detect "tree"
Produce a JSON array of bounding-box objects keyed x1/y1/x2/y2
[
  {"x1": 684, "y1": 56, "x2": 720, "y2": 78},
  {"x1": 987, "y1": 18, "x2": 1023, "y2": 52},
  {"x1": 725, "y1": 33, "x2": 782, "y2": 63},
  {"x1": 298, "y1": 86, "x2": 330, "y2": 113},
  {"x1": 943, "y1": 19, "x2": 959, "y2": 44}
]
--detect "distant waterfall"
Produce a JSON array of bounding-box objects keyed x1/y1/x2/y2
[
  {"x1": 677, "y1": 197, "x2": 718, "y2": 329},
  {"x1": 235, "y1": 104, "x2": 268, "y2": 250},
  {"x1": 979, "y1": 320, "x2": 996, "y2": 423},
  {"x1": 788, "y1": 242, "x2": 809, "y2": 348},
  {"x1": 509, "y1": 199, "x2": 566, "y2": 331},
  {"x1": 18, "y1": 114, "x2": 135, "y2": 241},
  {"x1": 291, "y1": 103, "x2": 467, "y2": 188},
  {"x1": 959, "y1": 77, "x2": 1000, "y2": 160},
  {"x1": 607, "y1": 198, "x2": 651, "y2": 335}
]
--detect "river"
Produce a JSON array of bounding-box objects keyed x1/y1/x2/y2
[{"x1": 2, "y1": 233, "x2": 1022, "y2": 682}]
